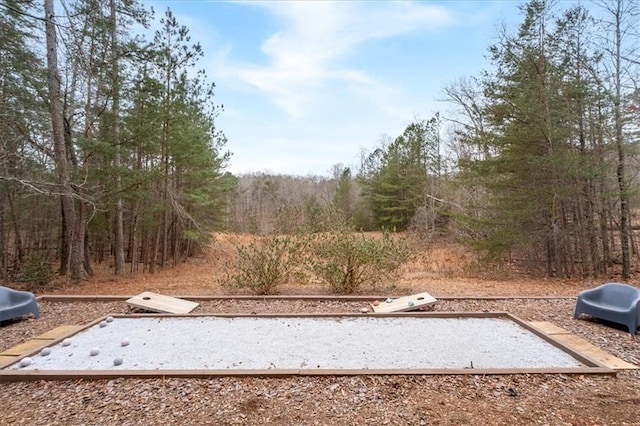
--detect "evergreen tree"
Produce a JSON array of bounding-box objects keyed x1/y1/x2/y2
[
  {"x1": 332, "y1": 165, "x2": 354, "y2": 225},
  {"x1": 453, "y1": 0, "x2": 638, "y2": 277},
  {"x1": 0, "y1": 0, "x2": 49, "y2": 280},
  {"x1": 0, "y1": 0, "x2": 231, "y2": 282},
  {"x1": 360, "y1": 116, "x2": 443, "y2": 231}
]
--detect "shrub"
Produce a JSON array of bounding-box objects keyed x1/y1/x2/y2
[
  {"x1": 19, "y1": 252, "x2": 54, "y2": 290},
  {"x1": 307, "y1": 230, "x2": 410, "y2": 294},
  {"x1": 219, "y1": 235, "x2": 305, "y2": 295}
]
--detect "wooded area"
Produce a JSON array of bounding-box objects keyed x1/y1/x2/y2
[{"x1": 1, "y1": 0, "x2": 639, "y2": 285}]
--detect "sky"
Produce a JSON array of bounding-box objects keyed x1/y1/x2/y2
[{"x1": 144, "y1": 0, "x2": 523, "y2": 177}]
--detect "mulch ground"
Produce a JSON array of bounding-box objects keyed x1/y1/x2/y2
[
  {"x1": 3, "y1": 236, "x2": 640, "y2": 425},
  {"x1": 1, "y1": 296, "x2": 639, "y2": 425}
]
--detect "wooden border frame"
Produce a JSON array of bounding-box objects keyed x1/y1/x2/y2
[
  {"x1": 0, "y1": 311, "x2": 615, "y2": 382},
  {"x1": 37, "y1": 295, "x2": 577, "y2": 302}
]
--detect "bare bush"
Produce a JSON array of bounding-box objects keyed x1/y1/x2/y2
[
  {"x1": 218, "y1": 235, "x2": 306, "y2": 295},
  {"x1": 306, "y1": 230, "x2": 410, "y2": 294}
]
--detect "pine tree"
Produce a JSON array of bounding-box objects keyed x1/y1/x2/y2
[
  {"x1": 360, "y1": 117, "x2": 443, "y2": 231},
  {"x1": 0, "y1": 0, "x2": 48, "y2": 279}
]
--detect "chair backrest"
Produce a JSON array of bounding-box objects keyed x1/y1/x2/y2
[
  {"x1": 599, "y1": 283, "x2": 640, "y2": 305},
  {"x1": 0, "y1": 286, "x2": 10, "y2": 308}
]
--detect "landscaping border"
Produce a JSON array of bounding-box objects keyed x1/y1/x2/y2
[{"x1": 0, "y1": 311, "x2": 614, "y2": 382}]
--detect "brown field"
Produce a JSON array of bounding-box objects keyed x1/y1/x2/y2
[
  {"x1": 46, "y1": 232, "x2": 603, "y2": 297},
  {"x1": 1, "y1": 234, "x2": 639, "y2": 425}
]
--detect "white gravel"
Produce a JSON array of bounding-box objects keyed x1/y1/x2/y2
[{"x1": 8, "y1": 316, "x2": 583, "y2": 371}]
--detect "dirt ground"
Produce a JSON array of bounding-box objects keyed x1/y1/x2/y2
[
  {"x1": 1, "y1": 235, "x2": 639, "y2": 425},
  {"x1": 45, "y1": 234, "x2": 613, "y2": 298}
]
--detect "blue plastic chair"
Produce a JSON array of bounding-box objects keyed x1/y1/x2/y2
[
  {"x1": 574, "y1": 282, "x2": 640, "y2": 334},
  {"x1": 0, "y1": 286, "x2": 40, "y2": 322}
]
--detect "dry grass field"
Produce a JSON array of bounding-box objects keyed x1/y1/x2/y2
[{"x1": 46, "y1": 233, "x2": 596, "y2": 297}]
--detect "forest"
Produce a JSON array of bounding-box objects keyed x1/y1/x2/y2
[{"x1": 1, "y1": 0, "x2": 639, "y2": 286}]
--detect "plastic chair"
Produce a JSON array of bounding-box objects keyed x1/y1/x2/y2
[
  {"x1": 574, "y1": 282, "x2": 640, "y2": 334},
  {"x1": 0, "y1": 286, "x2": 40, "y2": 322}
]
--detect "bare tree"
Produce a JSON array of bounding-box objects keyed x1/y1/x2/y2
[{"x1": 595, "y1": 0, "x2": 640, "y2": 278}]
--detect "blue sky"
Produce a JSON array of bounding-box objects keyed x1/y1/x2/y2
[{"x1": 145, "y1": 1, "x2": 522, "y2": 176}]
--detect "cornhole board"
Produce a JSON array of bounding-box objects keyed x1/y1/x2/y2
[
  {"x1": 529, "y1": 321, "x2": 639, "y2": 370},
  {"x1": 126, "y1": 292, "x2": 199, "y2": 314},
  {"x1": 371, "y1": 292, "x2": 437, "y2": 313}
]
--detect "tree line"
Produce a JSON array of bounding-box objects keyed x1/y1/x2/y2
[
  {"x1": 1, "y1": 0, "x2": 232, "y2": 284},
  {"x1": 229, "y1": 1, "x2": 640, "y2": 280},
  {"x1": 1, "y1": 0, "x2": 639, "y2": 285},
  {"x1": 446, "y1": 0, "x2": 640, "y2": 279}
]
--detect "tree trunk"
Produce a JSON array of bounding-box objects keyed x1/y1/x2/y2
[
  {"x1": 150, "y1": 225, "x2": 161, "y2": 274},
  {"x1": 45, "y1": 0, "x2": 83, "y2": 283},
  {"x1": 110, "y1": 0, "x2": 125, "y2": 275},
  {"x1": 599, "y1": 0, "x2": 634, "y2": 278},
  {"x1": 0, "y1": 193, "x2": 5, "y2": 283},
  {"x1": 129, "y1": 208, "x2": 139, "y2": 275},
  {"x1": 162, "y1": 148, "x2": 169, "y2": 268},
  {"x1": 613, "y1": 4, "x2": 630, "y2": 279},
  {"x1": 83, "y1": 226, "x2": 94, "y2": 276},
  {"x1": 59, "y1": 199, "x2": 68, "y2": 275}
]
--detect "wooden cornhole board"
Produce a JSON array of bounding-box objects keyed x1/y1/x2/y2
[
  {"x1": 126, "y1": 292, "x2": 199, "y2": 314},
  {"x1": 371, "y1": 292, "x2": 437, "y2": 313}
]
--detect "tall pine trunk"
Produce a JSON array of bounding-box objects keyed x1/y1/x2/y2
[
  {"x1": 110, "y1": 0, "x2": 125, "y2": 275},
  {"x1": 45, "y1": 0, "x2": 83, "y2": 283},
  {"x1": 612, "y1": 1, "x2": 630, "y2": 279}
]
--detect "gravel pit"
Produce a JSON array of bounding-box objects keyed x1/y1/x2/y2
[{"x1": 6, "y1": 314, "x2": 585, "y2": 371}]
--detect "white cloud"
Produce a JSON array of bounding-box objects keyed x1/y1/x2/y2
[
  {"x1": 224, "y1": 1, "x2": 455, "y2": 118},
  {"x1": 145, "y1": 0, "x2": 510, "y2": 176}
]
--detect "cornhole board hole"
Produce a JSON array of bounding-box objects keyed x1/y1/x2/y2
[
  {"x1": 125, "y1": 292, "x2": 199, "y2": 314},
  {"x1": 372, "y1": 292, "x2": 437, "y2": 313}
]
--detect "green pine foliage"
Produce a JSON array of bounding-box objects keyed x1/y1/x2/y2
[
  {"x1": 19, "y1": 253, "x2": 54, "y2": 290},
  {"x1": 451, "y1": 0, "x2": 636, "y2": 277},
  {"x1": 2, "y1": 0, "x2": 640, "y2": 282},
  {"x1": 359, "y1": 116, "x2": 443, "y2": 232}
]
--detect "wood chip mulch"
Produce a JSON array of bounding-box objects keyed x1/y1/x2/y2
[{"x1": 1, "y1": 297, "x2": 639, "y2": 425}]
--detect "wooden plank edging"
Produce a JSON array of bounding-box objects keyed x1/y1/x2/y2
[
  {"x1": 1, "y1": 312, "x2": 617, "y2": 382},
  {"x1": 0, "y1": 366, "x2": 616, "y2": 383},
  {"x1": 527, "y1": 321, "x2": 638, "y2": 370},
  {"x1": 37, "y1": 294, "x2": 578, "y2": 302}
]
